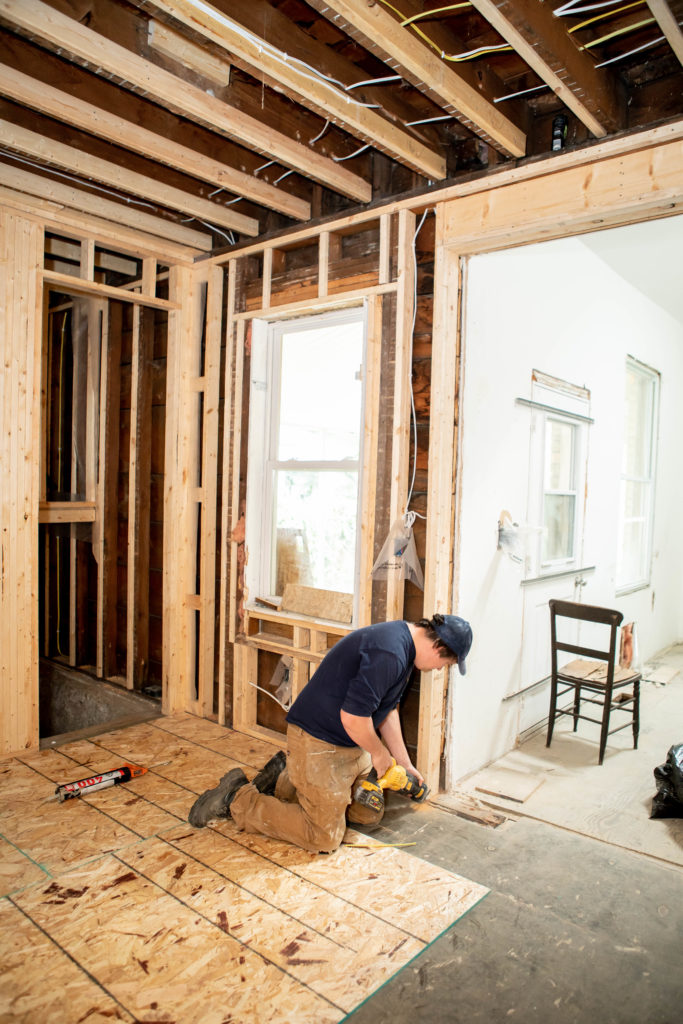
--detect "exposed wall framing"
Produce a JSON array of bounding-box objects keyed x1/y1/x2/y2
[{"x1": 2, "y1": 121, "x2": 682, "y2": 788}]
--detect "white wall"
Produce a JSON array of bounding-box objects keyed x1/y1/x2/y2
[{"x1": 448, "y1": 219, "x2": 683, "y2": 784}]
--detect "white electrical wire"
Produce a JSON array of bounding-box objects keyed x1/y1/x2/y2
[
  {"x1": 333, "y1": 144, "x2": 371, "y2": 162},
  {"x1": 1, "y1": 150, "x2": 159, "y2": 210},
  {"x1": 594, "y1": 32, "x2": 665, "y2": 65},
  {"x1": 494, "y1": 84, "x2": 548, "y2": 103},
  {"x1": 405, "y1": 115, "x2": 454, "y2": 125},
  {"x1": 309, "y1": 120, "x2": 331, "y2": 144},
  {"x1": 554, "y1": 0, "x2": 626, "y2": 15},
  {"x1": 404, "y1": 208, "x2": 431, "y2": 523}
]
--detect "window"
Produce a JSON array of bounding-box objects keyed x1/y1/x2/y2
[
  {"x1": 542, "y1": 417, "x2": 578, "y2": 565},
  {"x1": 246, "y1": 307, "x2": 366, "y2": 605},
  {"x1": 522, "y1": 371, "x2": 591, "y2": 579},
  {"x1": 616, "y1": 359, "x2": 659, "y2": 592}
]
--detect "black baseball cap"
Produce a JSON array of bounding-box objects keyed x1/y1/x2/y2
[{"x1": 433, "y1": 615, "x2": 473, "y2": 675}]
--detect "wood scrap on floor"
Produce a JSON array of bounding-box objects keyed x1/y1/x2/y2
[
  {"x1": 473, "y1": 766, "x2": 546, "y2": 804},
  {"x1": 0, "y1": 713, "x2": 488, "y2": 1024},
  {"x1": 431, "y1": 791, "x2": 507, "y2": 827}
]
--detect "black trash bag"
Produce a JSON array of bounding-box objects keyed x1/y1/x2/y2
[{"x1": 650, "y1": 742, "x2": 683, "y2": 818}]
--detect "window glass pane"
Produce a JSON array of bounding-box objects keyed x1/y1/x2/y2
[
  {"x1": 277, "y1": 322, "x2": 363, "y2": 461},
  {"x1": 617, "y1": 519, "x2": 646, "y2": 585},
  {"x1": 274, "y1": 469, "x2": 359, "y2": 594},
  {"x1": 545, "y1": 420, "x2": 574, "y2": 491},
  {"x1": 542, "y1": 494, "x2": 575, "y2": 562},
  {"x1": 624, "y1": 479, "x2": 648, "y2": 519},
  {"x1": 623, "y1": 370, "x2": 653, "y2": 477}
]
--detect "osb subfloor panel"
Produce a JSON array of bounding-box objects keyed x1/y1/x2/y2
[{"x1": 0, "y1": 714, "x2": 488, "y2": 1024}]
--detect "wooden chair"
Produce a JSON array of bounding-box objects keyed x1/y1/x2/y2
[{"x1": 546, "y1": 599, "x2": 641, "y2": 765}]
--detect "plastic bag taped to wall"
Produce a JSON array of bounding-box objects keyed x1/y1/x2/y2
[
  {"x1": 650, "y1": 742, "x2": 683, "y2": 818},
  {"x1": 372, "y1": 517, "x2": 424, "y2": 590}
]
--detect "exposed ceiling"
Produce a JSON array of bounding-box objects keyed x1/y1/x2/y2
[{"x1": 1, "y1": 0, "x2": 682, "y2": 252}]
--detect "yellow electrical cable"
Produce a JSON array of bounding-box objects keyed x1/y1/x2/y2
[
  {"x1": 568, "y1": 0, "x2": 646, "y2": 33},
  {"x1": 377, "y1": 0, "x2": 443, "y2": 55},
  {"x1": 401, "y1": 3, "x2": 472, "y2": 27},
  {"x1": 579, "y1": 15, "x2": 655, "y2": 48}
]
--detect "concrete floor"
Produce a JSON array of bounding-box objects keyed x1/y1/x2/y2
[{"x1": 347, "y1": 651, "x2": 683, "y2": 1024}]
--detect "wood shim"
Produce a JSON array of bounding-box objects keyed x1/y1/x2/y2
[{"x1": 281, "y1": 584, "x2": 353, "y2": 624}]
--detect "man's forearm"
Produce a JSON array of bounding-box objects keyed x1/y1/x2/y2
[{"x1": 339, "y1": 710, "x2": 393, "y2": 775}]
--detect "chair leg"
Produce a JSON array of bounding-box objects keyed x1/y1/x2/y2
[
  {"x1": 546, "y1": 679, "x2": 558, "y2": 747},
  {"x1": 633, "y1": 680, "x2": 640, "y2": 749},
  {"x1": 598, "y1": 691, "x2": 611, "y2": 765},
  {"x1": 572, "y1": 684, "x2": 581, "y2": 732}
]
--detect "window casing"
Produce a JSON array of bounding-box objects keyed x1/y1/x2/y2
[
  {"x1": 616, "y1": 359, "x2": 659, "y2": 593},
  {"x1": 245, "y1": 307, "x2": 367, "y2": 613}
]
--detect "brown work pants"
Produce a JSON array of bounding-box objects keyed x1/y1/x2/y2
[{"x1": 229, "y1": 724, "x2": 383, "y2": 853}]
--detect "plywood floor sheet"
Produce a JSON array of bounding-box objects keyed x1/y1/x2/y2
[{"x1": 0, "y1": 713, "x2": 488, "y2": 1023}]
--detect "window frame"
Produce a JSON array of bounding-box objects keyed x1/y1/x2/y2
[
  {"x1": 615, "y1": 357, "x2": 660, "y2": 595},
  {"x1": 244, "y1": 305, "x2": 367, "y2": 614}
]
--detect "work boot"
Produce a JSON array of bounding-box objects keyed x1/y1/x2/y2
[
  {"x1": 251, "y1": 750, "x2": 286, "y2": 796},
  {"x1": 188, "y1": 768, "x2": 248, "y2": 827}
]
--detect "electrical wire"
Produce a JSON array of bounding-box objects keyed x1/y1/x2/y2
[
  {"x1": 442, "y1": 42, "x2": 513, "y2": 62},
  {"x1": 594, "y1": 31, "x2": 666, "y2": 64},
  {"x1": 404, "y1": 208, "x2": 431, "y2": 523},
  {"x1": 578, "y1": 16, "x2": 655, "y2": 49},
  {"x1": 567, "y1": 0, "x2": 646, "y2": 33},
  {"x1": 554, "y1": 0, "x2": 630, "y2": 16},
  {"x1": 494, "y1": 84, "x2": 548, "y2": 103},
  {"x1": 400, "y1": 3, "x2": 472, "y2": 26},
  {"x1": 333, "y1": 144, "x2": 371, "y2": 162}
]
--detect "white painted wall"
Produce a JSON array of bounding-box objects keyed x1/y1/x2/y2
[{"x1": 447, "y1": 219, "x2": 683, "y2": 784}]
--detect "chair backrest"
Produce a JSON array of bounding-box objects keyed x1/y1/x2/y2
[{"x1": 549, "y1": 599, "x2": 623, "y2": 666}]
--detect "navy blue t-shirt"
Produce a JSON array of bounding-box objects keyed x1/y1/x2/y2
[{"x1": 286, "y1": 620, "x2": 416, "y2": 746}]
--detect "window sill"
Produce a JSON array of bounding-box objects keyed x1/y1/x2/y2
[{"x1": 615, "y1": 582, "x2": 651, "y2": 597}]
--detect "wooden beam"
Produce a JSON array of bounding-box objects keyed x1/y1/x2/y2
[
  {"x1": 0, "y1": 117, "x2": 258, "y2": 236},
  {"x1": 0, "y1": 0, "x2": 371, "y2": 202},
  {"x1": 0, "y1": 212, "x2": 42, "y2": 755},
  {"x1": 441, "y1": 135, "x2": 683, "y2": 252},
  {"x1": 645, "y1": 0, "x2": 683, "y2": 67},
  {"x1": 0, "y1": 62, "x2": 309, "y2": 223},
  {"x1": 39, "y1": 501, "x2": 97, "y2": 523},
  {"x1": 217, "y1": 261, "x2": 236, "y2": 726},
  {"x1": 127, "y1": 307, "x2": 153, "y2": 691},
  {"x1": 358, "y1": 295, "x2": 383, "y2": 627},
  {"x1": 97, "y1": 301, "x2": 121, "y2": 681},
  {"x1": 196, "y1": 265, "x2": 224, "y2": 716},
  {"x1": 468, "y1": 0, "x2": 624, "y2": 137},
  {"x1": 418, "y1": 211, "x2": 462, "y2": 793},
  {"x1": 386, "y1": 209, "x2": 416, "y2": 621},
  {"x1": 148, "y1": 18, "x2": 231, "y2": 85},
  {"x1": 306, "y1": 0, "x2": 526, "y2": 158},
  {"x1": 0, "y1": 173, "x2": 207, "y2": 258},
  {"x1": 207, "y1": 122, "x2": 683, "y2": 267},
  {"x1": 140, "y1": 0, "x2": 446, "y2": 181},
  {"x1": 41, "y1": 270, "x2": 177, "y2": 311}
]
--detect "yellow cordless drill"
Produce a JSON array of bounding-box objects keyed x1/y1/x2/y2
[{"x1": 353, "y1": 759, "x2": 429, "y2": 813}]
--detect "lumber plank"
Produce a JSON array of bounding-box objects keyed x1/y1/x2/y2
[
  {"x1": 0, "y1": 61, "x2": 308, "y2": 223},
  {"x1": 142, "y1": 0, "x2": 445, "y2": 180},
  {"x1": 386, "y1": 209, "x2": 416, "y2": 621},
  {"x1": 97, "y1": 301, "x2": 121, "y2": 680},
  {"x1": 0, "y1": 0, "x2": 371, "y2": 202},
  {"x1": 306, "y1": 0, "x2": 525, "y2": 158},
  {"x1": 0, "y1": 166, "x2": 209, "y2": 254},
  {"x1": 0, "y1": 116, "x2": 257, "y2": 236},
  {"x1": 357, "y1": 295, "x2": 382, "y2": 626},
  {"x1": 197, "y1": 265, "x2": 224, "y2": 716},
  {"x1": 41, "y1": 270, "x2": 177, "y2": 311},
  {"x1": 0, "y1": 212, "x2": 42, "y2": 755}
]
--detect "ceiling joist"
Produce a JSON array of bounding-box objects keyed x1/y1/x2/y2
[
  {"x1": 468, "y1": 0, "x2": 625, "y2": 137},
  {"x1": 645, "y1": 0, "x2": 683, "y2": 67},
  {"x1": 306, "y1": 0, "x2": 527, "y2": 158},
  {"x1": 136, "y1": 0, "x2": 447, "y2": 181},
  {"x1": 0, "y1": 164, "x2": 212, "y2": 252},
  {"x1": 0, "y1": 0, "x2": 371, "y2": 202},
  {"x1": 0, "y1": 118, "x2": 260, "y2": 235},
  {"x1": 0, "y1": 63, "x2": 310, "y2": 222}
]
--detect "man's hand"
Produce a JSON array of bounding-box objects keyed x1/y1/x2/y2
[{"x1": 371, "y1": 747, "x2": 395, "y2": 779}]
